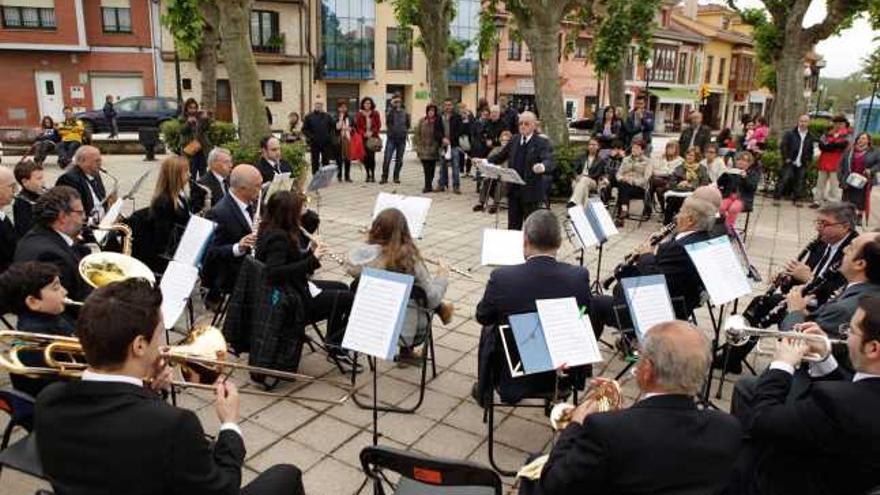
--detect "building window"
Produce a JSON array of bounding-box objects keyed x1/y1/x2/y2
[
  {"x1": 717, "y1": 57, "x2": 726, "y2": 85},
  {"x1": 448, "y1": 0, "x2": 479, "y2": 84},
  {"x1": 2, "y1": 6, "x2": 56, "y2": 29},
  {"x1": 102, "y1": 0, "x2": 132, "y2": 33},
  {"x1": 677, "y1": 52, "x2": 688, "y2": 84},
  {"x1": 651, "y1": 44, "x2": 677, "y2": 83},
  {"x1": 182, "y1": 78, "x2": 192, "y2": 90},
  {"x1": 261, "y1": 80, "x2": 282, "y2": 102},
  {"x1": 321, "y1": 0, "x2": 376, "y2": 80},
  {"x1": 525, "y1": 49, "x2": 531, "y2": 62},
  {"x1": 721, "y1": 16, "x2": 731, "y2": 30},
  {"x1": 704, "y1": 55, "x2": 714, "y2": 84},
  {"x1": 386, "y1": 27, "x2": 412, "y2": 71},
  {"x1": 508, "y1": 39, "x2": 522, "y2": 61},
  {"x1": 574, "y1": 38, "x2": 589, "y2": 59},
  {"x1": 251, "y1": 10, "x2": 281, "y2": 53}
]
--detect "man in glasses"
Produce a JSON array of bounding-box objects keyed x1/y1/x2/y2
[{"x1": 730, "y1": 295, "x2": 880, "y2": 495}]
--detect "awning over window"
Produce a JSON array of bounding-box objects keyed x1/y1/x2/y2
[{"x1": 650, "y1": 87, "x2": 698, "y2": 105}]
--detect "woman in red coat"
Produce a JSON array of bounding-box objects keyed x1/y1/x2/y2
[
  {"x1": 355, "y1": 97, "x2": 382, "y2": 183},
  {"x1": 812, "y1": 115, "x2": 851, "y2": 207}
]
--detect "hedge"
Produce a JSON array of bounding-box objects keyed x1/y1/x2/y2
[{"x1": 551, "y1": 141, "x2": 588, "y2": 198}]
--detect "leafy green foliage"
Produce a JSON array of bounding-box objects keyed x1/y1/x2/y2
[
  {"x1": 590, "y1": 0, "x2": 661, "y2": 76},
  {"x1": 161, "y1": 0, "x2": 205, "y2": 59},
  {"x1": 224, "y1": 141, "x2": 308, "y2": 180},
  {"x1": 551, "y1": 142, "x2": 588, "y2": 197},
  {"x1": 863, "y1": 44, "x2": 880, "y2": 85},
  {"x1": 740, "y1": 8, "x2": 779, "y2": 92},
  {"x1": 160, "y1": 119, "x2": 237, "y2": 153}
]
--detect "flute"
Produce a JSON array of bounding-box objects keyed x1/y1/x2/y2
[
  {"x1": 423, "y1": 257, "x2": 473, "y2": 279},
  {"x1": 298, "y1": 226, "x2": 347, "y2": 266}
]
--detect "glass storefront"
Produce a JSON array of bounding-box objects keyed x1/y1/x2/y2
[
  {"x1": 321, "y1": 0, "x2": 376, "y2": 80},
  {"x1": 448, "y1": 0, "x2": 479, "y2": 84}
]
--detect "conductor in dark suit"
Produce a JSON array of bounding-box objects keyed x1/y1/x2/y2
[
  {"x1": 590, "y1": 195, "x2": 716, "y2": 336},
  {"x1": 54, "y1": 145, "x2": 109, "y2": 223},
  {"x1": 0, "y1": 166, "x2": 18, "y2": 273},
  {"x1": 35, "y1": 278, "x2": 305, "y2": 495},
  {"x1": 474, "y1": 210, "x2": 591, "y2": 404},
  {"x1": 14, "y1": 186, "x2": 91, "y2": 303},
  {"x1": 192, "y1": 147, "x2": 232, "y2": 213},
  {"x1": 730, "y1": 295, "x2": 880, "y2": 495},
  {"x1": 538, "y1": 321, "x2": 742, "y2": 495},
  {"x1": 256, "y1": 136, "x2": 293, "y2": 184},
  {"x1": 486, "y1": 111, "x2": 555, "y2": 230},
  {"x1": 202, "y1": 164, "x2": 262, "y2": 302}
]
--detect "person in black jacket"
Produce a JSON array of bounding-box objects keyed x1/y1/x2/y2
[
  {"x1": 256, "y1": 136, "x2": 292, "y2": 184},
  {"x1": 718, "y1": 151, "x2": 761, "y2": 230},
  {"x1": 474, "y1": 210, "x2": 591, "y2": 404},
  {"x1": 623, "y1": 95, "x2": 655, "y2": 150},
  {"x1": 0, "y1": 166, "x2": 18, "y2": 274},
  {"x1": 538, "y1": 321, "x2": 742, "y2": 495},
  {"x1": 774, "y1": 114, "x2": 815, "y2": 203},
  {"x1": 0, "y1": 261, "x2": 75, "y2": 398},
  {"x1": 12, "y1": 160, "x2": 44, "y2": 238},
  {"x1": 202, "y1": 165, "x2": 262, "y2": 304},
  {"x1": 678, "y1": 111, "x2": 712, "y2": 156},
  {"x1": 498, "y1": 95, "x2": 520, "y2": 134},
  {"x1": 103, "y1": 94, "x2": 118, "y2": 139},
  {"x1": 32, "y1": 116, "x2": 60, "y2": 166},
  {"x1": 54, "y1": 145, "x2": 110, "y2": 227},
  {"x1": 434, "y1": 98, "x2": 465, "y2": 193},
  {"x1": 14, "y1": 186, "x2": 91, "y2": 303},
  {"x1": 302, "y1": 100, "x2": 335, "y2": 174},
  {"x1": 255, "y1": 190, "x2": 355, "y2": 364},
  {"x1": 729, "y1": 295, "x2": 880, "y2": 495},
  {"x1": 485, "y1": 111, "x2": 555, "y2": 230},
  {"x1": 35, "y1": 278, "x2": 305, "y2": 495},
  {"x1": 193, "y1": 147, "x2": 232, "y2": 212},
  {"x1": 140, "y1": 155, "x2": 192, "y2": 273}
]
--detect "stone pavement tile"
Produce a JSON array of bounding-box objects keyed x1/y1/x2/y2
[
  {"x1": 246, "y1": 438, "x2": 325, "y2": 473},
  {"x1": 240, "y1": 420, "x2": 284, "y2": 460},
  {"x1": 241, "y1": 467, "x2": 259, "y2": 487},
  {"x1": 288, "y1": 380, "x2": 352, "y2": 408},
  {"x1": 3, "y1": 469, "x2": 50, "y2": 494},
  {"x1": 194, "y1": 403, "x2": 222, "y2": 433},
  {"x1": 449, "y1": 350, "x2": 478, "y2": 377},
  {"x1": 377, "y1": 411, "x2": 436, "y2": 446},
  {"x1": 467, "y1": 439, "x2": 530, "y2": 478},
  {"x1": 428, "y1": 341, "x2": 462, "y2": 369},
  {"x1": 332, "y1": 431, "x2": 408, "y2": 469},
  {"x1": 401, "y1": 388, "x2": 462, "y2": 421},
  {"x1": 326, "y1": 396, "x2": 382, "y2": 428},
  {"x1": 493, "y1": 415, "x2": 555, "y2": 454},
  {"x1": 435, "y1": 330, "x2": 479, "y2": 353},
  {"x1": 453, "y1": 319, "x2": 484, "y2": 338},
  {"x1": 289, "y1": 414, "x2": 361, "y2": 454},
  {"x1": 302, "y1": 456, "x2": 365, "y2": 495},
  {"x1": 412, "y1": 423, "x2": 483, "y2": 460},
  {"x1": 426, "y1": 370, "x2": 477, "y2": 399},
  {"x1": 236, "y1": 392, "x2": 280, "y2": 418},
  {"x1": 442, "y1": 399, "x2": 490, "y2": 436},
  {"x1": 249, "y1": 400, "x2": 321, "y2": 436},
  {"x1": 383, "y1": 359, "x2": 433, "y2": 385}
]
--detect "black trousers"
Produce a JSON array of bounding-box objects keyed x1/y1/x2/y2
[
  {"x1": 363, "y1": 150, "x2": 377, "y2": 180},
  {"x1": 507, "y1": 195, "x2": 542, "y2": 230},
  {"x1": 382, "y1": 137, "x2": 407, "y2": 181},
  {"x1": 617, "y1": 183, "x2": 650, "y2": 216},
  {"x1": 774, "y1": 164, "x2": 806, "y2": 200},
  {"x1": 240, "y1": 464, "x2": 304, "y2": 495},
  {"x1": 307, "y1": 280, "x2": 353, "y2": 348},
  {"x1": 310, "y1": 145, "x2": 331, "y2": 174},
  {"x1": 421, "y1": 159, "x2": 436, "y2": 190}
]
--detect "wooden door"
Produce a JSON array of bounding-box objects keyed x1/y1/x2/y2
[{"x1": 216, "y1": 79, "x2": 232, "y2": 122}]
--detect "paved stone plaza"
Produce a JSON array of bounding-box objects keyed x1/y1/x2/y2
[{"x1": 3, "y1": 147, "x2": 819, "y2": 494}]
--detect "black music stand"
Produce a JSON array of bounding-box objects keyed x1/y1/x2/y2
[
  {"x1": 702, "y1": 302, "x2": 727, "y2": 409},
  {"x1": 591, "y1": 244, "x2": 606, "y2": 294}
]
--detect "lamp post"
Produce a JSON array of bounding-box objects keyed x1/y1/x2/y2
[
  {"x1": 644, "y1": 57, "x2": 653, "y2": 111},
  {"x1": 493, "y1": 18, "x2": 505, "y2": 103},
  {"x1": 814, "y1": 84, "x2": 825, "y2": 115},
  {"x1": 803, "y1": 66, "x2": 813, "y2": 113}
]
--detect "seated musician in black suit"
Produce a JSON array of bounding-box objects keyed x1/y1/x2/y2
[
  {"x1": 591, "y1": 195, "x2": 716, "y2": 336},
  {"x1": 0, "y1": 261, "x2": 75, "y2": 397},
  {"x1": 55, "y1": 145, "x2": 111, "y2": 226},
  {"x1": 0, "y1": 165, "x2": 18, "y2": 273},
  {"x1": 256, "y1": 136, "x2": 293, "y2": 184},
  {"x1": 35, "y1": 278, "x2": 305, "y2": 495},
  {"x1": 474, "y1": 209, "x2": 591, "y2": 404},
  {"x1": 139, "y1": 155, "x2": 193, "y2": 273},
  {"x1": 538, "y1": 321, "x2": 742, "y2": 495},
  {"x1": 193, "y1": 146, "x2": 233, "y2": 212},
  {"x1": 202, "y1": 164, "x2": 262, "y2": 304},
  {"x1": 14, "y1": 186, "x2": 91, "y2": 303},
  {"x1": 730, "y1": 295, "x2": 880, "y2": 495}
]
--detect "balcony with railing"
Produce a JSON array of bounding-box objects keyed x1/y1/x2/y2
[
  {"x1": 252, "y1": 32, "x2": 285, "y2": 54},
  {"x1": 728, "y1": 54, "x2": 757, "y2": 93}
]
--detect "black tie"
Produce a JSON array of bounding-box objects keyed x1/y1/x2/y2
[
  {"x1": 222, "y1": 178, "x2": 229, "y2": 195},
  {"x1": 246, "y1": 204, "x2": 255, "y2": 220},
  {"x1": 814, "y1": 246, "x2": 831, "y2": 276},
  {"x1": 273, "y1": 162, "x2": 281, "y2": 175}
]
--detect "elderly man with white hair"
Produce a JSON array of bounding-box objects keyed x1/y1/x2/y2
[
  {"x1": 0, "y1": 166, "x2": 18, "y2": 273},
  {"x1": 55, "y1": 145, "x2": 110, "y2": 226},
  {"x1": 485, "y1": 111, "x2": 556, "y2": 229},
  {"x1": 194, "y1": 147, "x2": 233, "y2": 211}
]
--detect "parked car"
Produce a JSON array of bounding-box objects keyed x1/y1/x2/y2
[{"x1": 76, "y1": 97, "x2": 179, "y2": 133}]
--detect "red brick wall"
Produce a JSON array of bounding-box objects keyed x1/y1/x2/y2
[
  {"x1": 84, "y1": 0, "x2": 152, "y2": 47},
  {"x1": 0, "y1": 0, "x2": 80, "y2": 45},
  {"x1": 0, "y1": 51, "x2": 155, "y2": 127}
]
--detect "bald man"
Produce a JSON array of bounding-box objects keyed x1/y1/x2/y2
[
  {"x1": 202, "y1": 164, "x2": 262, "y2": 299},
  {"x1": 538, "y1": 321, "x2": 742, "y2": 495},
  {"x1": 0, "y1": 166, "x2": 18, "y2": 273},
  {"x1": 486, "y1": 111, "x2": 556, "y2": 229},
  {"x1": 55, "y1": 145, "x2": 108, "y2": 222}
]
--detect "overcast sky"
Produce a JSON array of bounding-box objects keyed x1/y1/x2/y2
[{"x1": 720, "y1": 0, "x2": 878, "y2": 78}]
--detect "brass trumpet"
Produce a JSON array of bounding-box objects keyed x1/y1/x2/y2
[
  {"x1": 724, "y1": 315, "x2": 845, "y2": 362},
  {"x1": 0, "y1": 328, "x2": 349, "y2": 404}
]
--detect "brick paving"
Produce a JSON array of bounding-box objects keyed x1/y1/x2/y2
[{"x1": 2, "y1": 147, "x2": 819, "y2": 494}]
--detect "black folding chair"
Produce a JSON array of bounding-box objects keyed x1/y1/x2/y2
[
  {"x1": 0, "y1": 389, "x2": 35, "y2": 451},
  {"x1": 358, "y1": 445, "x2": 502, "y2": 495},
  {"x1": 0, "y1": 433, "x2": 48, "y2": 491}
]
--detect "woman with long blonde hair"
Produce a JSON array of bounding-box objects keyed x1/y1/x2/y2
[{"x1": 141, "y1": 155, "x2": 192, "y2": 272}]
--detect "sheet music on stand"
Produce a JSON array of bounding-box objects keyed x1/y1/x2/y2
[
  {"x1": 265, "y1": 172, "x2": 292, "y2": 201},
  {"x1": 475, "y1": 161, "x2": 504, "y2": 180},
  {"x1": 685, "y1": 236, "x2": 752, "y2": 306},
  {"x1": 159, "y1": 261, "x2": 200, "y2": 329},
  {"x1": 497, "y1": 167, "x2": 526, "y2": 185},
  {"x1": 585, "y1": 198, "x2": 618, "y2": 243},
  {"x1": 536, "y1": 298, "x2": 602, "y2": 368},
  {"x1": 307, "y1": 165, "x2": 338, "y2": 192},
  {"x1": 621, "y1": 275, "x2": 676, "y2": 341},
  {"x1": 480, "y1": 229, "x2": 524, "y2": 266},
  {"x1": 371, "y1": 192, "x2": 432, "y2": 239},
  {"x1": 172, "y1": 216, "x2": 217, "y2": 268},
  {"x1": 567, "y1": 205, "x2": 599, "y2": 249},
  {"x1": 342, "y1": 268, "x2": 414, "y2": 361},
  {"x1": 94, "y1": 199, "x2": 125, "y2": 244}
]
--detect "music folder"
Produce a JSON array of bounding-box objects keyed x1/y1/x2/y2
[
  {"x1": 480, "y1": 229, "x2": 524, "y2": 266},
  {"x1": 621, "y1": 275, "x2": 676, "y2": 341},
  {"x1": 685, "y1": 236, "x2": 752, "y2": 306},
  {"x1": 307, "y1": 164, "x2": 338, "y2": 192},
  {"x1": 567, "y1": 205, "x2": 599, "y2": 249},
  {"x1": 342, "y1": 268, "x2": 414, "y2": 361},
  {"x1": 371, "y1": 192, "x2": 432, "y2": 239},
  {"x1": 172, "y1": 216, "x2": 217, "y2": 268},
  {"x1": 585, "y1": 198, "x2": 618, "y2": 243}
]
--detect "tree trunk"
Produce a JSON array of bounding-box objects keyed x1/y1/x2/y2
[
  {"x1": 197, "y1": 2, "x2": 220, "y2": 116},
  {"x1": 215, "y1": 0, "x2": 270, "y2": 148},
  {"x1": 607, "y1": 64, "x2": 626, "y2": 109},
  {"x1": 771, "y1": 44, "x2": 807, "y2": 139},
  {"x1": 418, "y1": 0, "x2": 451, "y2": 104},
  {"x1": 521, "y1": 25, "x2": 568, "y2": 146}
]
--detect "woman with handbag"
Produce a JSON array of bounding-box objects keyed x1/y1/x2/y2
[
  {"x1": 333, "y1": 100, "x2": 355, "y2": 182},
  {"x1": 179, "y1": 98, "x2": 212, "y2": 179},
  {"x1": 356, "y1": 97, "x2": 382, "y2": 183},
  {"x1": 412, "y1": 104, "x2": 440, "y2": 193},
  {"x1": 838, "y1": 132, "x2": 880, "y2": 221}
]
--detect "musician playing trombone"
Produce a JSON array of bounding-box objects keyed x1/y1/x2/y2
[
  {"x1": 537, "y1": 321, "x2": 742, "y2": 495},
  {"x1": 34, "y1": 279, "x2": 306, "y2": 495},
  {"x1": 729, "y1": 295, "x2": 880, "y2": 495}
]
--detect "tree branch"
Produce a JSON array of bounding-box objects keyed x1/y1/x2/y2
[{"x1": 803, "y1": 0, "x2": 860, "y2": 44}]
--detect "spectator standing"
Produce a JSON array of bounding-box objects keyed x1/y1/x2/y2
[
  {"x1": 179, "y1": 98, "x2": 212, "y2": 178},
  {"x1": 499, "y1": 95, "x2": 519, "y2": 134},
  {"x1": 356, "y1": 97, "x2": 382, "y2": 183},
  {"x1": 812, "y1": 115, "x2": 852, "y2": 208},
  {"x1": 624, "y1": 95, "x2": 654, "y2": 150},
  {"x1": 103, "y1": 95, "x2": 118, "y2": 139},
  {"x1": 434, "y1": 98, "x2": 464, "y2": 193},
  {"x1": 775, "y1": 114, "x2": 815, "y2": 205},
  {"x1": 332, "y1": 100, "x2": 355, "y2": 183},
  {"x1": 282, "y1": 112, "x2": 304, "y2": 143},
  {"x1": 413, "y1": 104, "x2": 440, "y2": 193},
  {"x1": 302, "y1": 100, "x2": 335, "y2": 174},
  {"x1": 838, "y1": 132, "x2": 880, "y2": 222},
  {"x1": 458, "y1": 103, "x2": 475, "y2": 176},
  {"x1": 56, "y1": 107, "x2": 85, "y2": 168},
  {"x1": 678, "y1": 111, "x2": 711, "y2": 156},
  {"x1": 381, "y1": 95, "x2": 410, "y2": 184},
  {"x1": 32, "y1": 116, "x2": 60, "y2": 167}
]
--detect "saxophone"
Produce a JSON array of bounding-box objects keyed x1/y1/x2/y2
[{"x1": 191, "y1": 179, "x2": 213, "y2": 217}]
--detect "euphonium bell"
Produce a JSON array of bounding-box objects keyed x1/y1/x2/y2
[
  {"x1": 78, "y1": 251, "x2": 156, "y2": 288},
  {"x1": 550, "y1": 379, "x2": 623, "y2": 431}
]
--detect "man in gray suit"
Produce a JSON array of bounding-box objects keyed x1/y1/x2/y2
[{"x1": 782, "y1": 231, "x2": 880, "y2": 337}]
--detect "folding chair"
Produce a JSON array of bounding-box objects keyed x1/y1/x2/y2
[
  {"x1": 0, "y1": 389, "x2": 35, "y2": 451},
  {"x1": 359, "y1": 445, "x2": 502, "y2": 495},
  {"x1": 0, "y1": 433, "x2": 48, "y2": 490}
]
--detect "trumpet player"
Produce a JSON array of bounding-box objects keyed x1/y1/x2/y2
[
  {"x1": 34, "y1": 278, "x2": 306, "y2": 495},
  {"x1": 537, "y1": 322, "x2": 742, "y2": 495},
  {"x1": 730, "y1": 296, "x2": 880, "y2": 495}
]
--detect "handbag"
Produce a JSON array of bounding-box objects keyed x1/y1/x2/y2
[
  {"x1": 349, "y1": 132, "x2": 365, "y2": 162},
  {"x1": 183, "y1": 139, "x2": 202, "y2": 156},
  {"x1": 366, "y1": 136, "x2": 383, "y2": 153},
  {"x1": 458, "y1": 134, "x2": 472, "y2": 152},
  {"x1": 846, "y1": 172, "x2": 867, "y2": 189}
]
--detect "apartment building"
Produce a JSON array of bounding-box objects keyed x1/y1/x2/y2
[{"x1": 0, "y1": 0, "x2": 161, "y2": 127}]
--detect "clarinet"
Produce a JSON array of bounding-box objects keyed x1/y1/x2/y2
[
  {"x1": 757, "y1": 259, "x2": 843, "y2": 328},
  {"x1": 601, "y1": 222, "x2": 676, "y2": 289}
]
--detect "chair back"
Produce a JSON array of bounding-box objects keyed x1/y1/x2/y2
[
  {"x1": 0, "y1": 433, "x2": 45, "y2": 480},
  {"x1": 359, "y1": 445, "x2": 502, "y2": 495}
]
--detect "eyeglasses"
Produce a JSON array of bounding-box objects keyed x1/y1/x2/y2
[
  {"x1": 814, "y1": 220, "x2": 845, "y2": 229},
  {"x1": 67, "y1": 209, "x2": 86, "y2": 216}
]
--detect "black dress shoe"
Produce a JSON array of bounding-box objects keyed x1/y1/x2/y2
[
  {"x1": 473, "y1": 204, "x2": 484, "y2": 212},
  {"x1": 393, "y1": 178, "x2": 401, "y2": 184}
]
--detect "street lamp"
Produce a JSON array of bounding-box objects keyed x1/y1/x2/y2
[
  {"x1": 803, "y1": 66, "x2": 813, "y2": 112},
  {"x1": 814, "y1": 84, "x2": 826, "y2": 115}
]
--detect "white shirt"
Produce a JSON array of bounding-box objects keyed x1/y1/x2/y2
[
  {"x1": 675, "y1": 230, "x2": 696, "y2": 241},
  {"x1": 231, "y1": 193, "x2": 254, "y2": 257},
  {"x1": 794, "y1": 128, "x2": 808, "y2": 167},
  {"x1": 815, "y1": 236, "x2": 847, "y2": 277},
  {"x1": 0, "y1": 210, "x2": 6, "y2": 221},
  {"x1": 81, "y1": 370, "x2": 242, "y2": 437},
  {"x1": 212, "y1": 171, "x2": 228, "y2": 195},
  {"x1": 57, "y1": 230, "x2": 75, "y2": 247},
  {"x1": 521, "y1": 133, "x2": 533, "y2": 146},
  {"x1": 642, "y1": 392, "x2": 675, "y2": 400}
]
